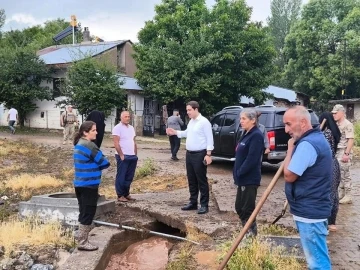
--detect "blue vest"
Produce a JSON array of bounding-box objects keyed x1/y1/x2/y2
[{"x1": 285, "y1": 129, "x2": 332, "y2": 219}]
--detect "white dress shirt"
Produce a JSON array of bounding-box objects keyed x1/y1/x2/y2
[{"x1": 177, "y1": 114, "x2": 214, "y2": 151}]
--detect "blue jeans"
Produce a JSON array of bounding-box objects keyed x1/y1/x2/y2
[
  {"x1": 115, "y1": 154, "x2": 138, "y2": 197},
  {"x1": 295, "y1": 220, "x2": 331, "y2": 270},
  {"x1": 8, "y1": 120, "x2": 15, "y2": 132}
]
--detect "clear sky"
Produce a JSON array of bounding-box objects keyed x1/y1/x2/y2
[{"x1": 2, "y1": 0, "x2": 308, "y2": 42}]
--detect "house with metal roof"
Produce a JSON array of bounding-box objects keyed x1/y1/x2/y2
[
  {"x1": 240, "y1": 85, "x2": 310, "y2": 107},
  {"x1": 1, "y1": 29, "x2": 149, "y2": 134}
]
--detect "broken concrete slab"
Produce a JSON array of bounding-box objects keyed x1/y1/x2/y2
[
  {"x1": 19, "y1": 192, "x2": 115, "y2": 226},
  {"x1": 121, "y1": 189, "x2": 239, "y2": 237}
]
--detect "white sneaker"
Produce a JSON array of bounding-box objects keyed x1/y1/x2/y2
[
  {"x1": 62, "y1": 141, "x2": 66, "y2": 145},
  {"x1": 339, "y1": 195, "x2": 352, "y2": 204}
]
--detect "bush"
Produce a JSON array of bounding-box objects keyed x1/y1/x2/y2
[
  {"x1": 354, "y1": 123, "x2": 360, "y2": 146},
  {"x1": 134, "y1": 158, "x2": 156, "y2": 180}
]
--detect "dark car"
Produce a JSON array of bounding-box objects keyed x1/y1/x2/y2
[{"x1": 210, "y1": 105, "x2": 319, "y2": 163}]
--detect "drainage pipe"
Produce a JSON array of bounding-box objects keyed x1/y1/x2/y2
[{"x1": 93, "y1": 220, "x2": 200, "y2": 245}]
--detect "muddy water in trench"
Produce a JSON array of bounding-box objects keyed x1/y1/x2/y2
[{"x1": 106, "y1": 237, "x2": 173, "y2": 270}]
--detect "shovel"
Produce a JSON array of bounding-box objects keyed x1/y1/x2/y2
[
  {"x1": 93, "y1": 220, "x2": 200, "y2": 245},
  {"x1": 271, "y1": 200, "x2": 288, "y2": 224}
]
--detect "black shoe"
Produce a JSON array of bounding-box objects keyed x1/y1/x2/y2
[
  {"x1": 197, "y1": 206, "x2": 209, "y2": 214},
  {"x1": 171, "y1": 156, "x2": 179, "y2": 161},
  {"x1": 181, "y1": 203, "x2": 197, "y2": 211}
]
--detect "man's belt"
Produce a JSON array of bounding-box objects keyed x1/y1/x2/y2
[{"x1": 187, "y1": 149, "x2": 206, "y2": 154}]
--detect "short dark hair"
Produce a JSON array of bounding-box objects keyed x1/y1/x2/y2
[{"x1": 186, "y1": 101, "x2": 199, "y2": 110}]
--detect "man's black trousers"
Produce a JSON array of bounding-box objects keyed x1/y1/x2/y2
[
  {"x1": 185, "y1": 150, "x2": 209, "y2": 207},
  {"x1": 169, "y1": 135, "x2": 181, "y2": 158}
]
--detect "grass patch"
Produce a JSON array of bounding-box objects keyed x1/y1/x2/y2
[
  {"x1": 0, "y1": 139, "x2": 40, "y2": 157},
  {"x1": 166, "y1": 244, "x2": 195, "y2": 270},
  {"x1": 62, "y1": 167, "x2": 74, "y2": 180},
  {"x1": 134, "y1": 158, "x2": 156, "y2": 180},
  {"x1": 131, "y1": 174, "x2": 187, "y2": 193},
  {"x1": 0, "y1": 165, "x2": 21, "y2": 177},
  {"x1": 259, "y1": 224, "x2": 297, "y2": 236},
  {"x1": 5, "y1": 174, "x2": 66, "y2": 200},
  {"x1": 185, "y1": 222, "x2": 212, "y2": 243},
  {"x1": 0, "y1": 217, "x2": 74, "y2": 257},
  {"x1": 218, "y1": 237, "x2": 303, "y2": 270}
]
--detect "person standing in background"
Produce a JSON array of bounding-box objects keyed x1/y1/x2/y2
[
  {"x1": 256, "y1": 111, "x2": 270, "y2": 154},
  {"x1": 112, "y1": 111, "x2": 138, "y2": 203},
  {"x1": 166, "y1": 101, "x2": 214, "y2": 215},
  {"x1": 166, "y1": 109, "x2": 184, "y2": 160},
  {"x1": 86, "y1": 110, "x2": 106, "y2": 148},
  {"x1": 61, "y1": 105, "x2": 79, "y2": 145},
  {"x1": 319, "y1": 112, "x2": 341, "y2": 232},
  {"x1": 7, "y1": 107, "x2": 18, "y2": 134},
  {"x1": 332, "y1": 104, "x2": 354, "y2": 204}
]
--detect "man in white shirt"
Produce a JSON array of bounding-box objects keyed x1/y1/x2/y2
[
  {"x1": 7, "y1": 107, "x2": 18, "y2": 134},
  {"x1": 166, "y1": 101, "x2": 214, "y2": 214},
  {"x1": 112, "y1": 111, "x2": 138, "y2": 203}
]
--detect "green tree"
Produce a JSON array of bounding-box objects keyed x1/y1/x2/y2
[
  {"x1": 0, "y1": 49, "x2": 52, "y2": 126},
  {"x1": 0, "y1": 9, "x2": 5, "y2": 33},
  {"x1": 63, "y1": 57, "x2": 126, "y2": 116},
  {"x1": 0, "y1": 19, "x2": 83, "y2": 51},
  {"x1": 134, "y1": 0, "x2": 275, "y2": 114},
  {"x1": 267, "y1": 0, "x2": 302, "y2": 73},
  {"x1": 283, "y1": 0, "x2": 360, "y2": 100}
]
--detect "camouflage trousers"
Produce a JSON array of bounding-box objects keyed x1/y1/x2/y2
[
  {"x1": 336, "y1": 149, "x2": 352, "y2": 197},
  {"x1": 63, "y1": 124, "x2": 75, "y2": 142}
]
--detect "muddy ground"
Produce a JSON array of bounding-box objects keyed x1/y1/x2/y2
[{"x1": 0, "y1": 129, "x2": 359, "y2": 269}]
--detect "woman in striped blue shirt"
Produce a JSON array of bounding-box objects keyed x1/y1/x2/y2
[{"x1": 73, "y1": 121, "x2": 110, "y2": 251}]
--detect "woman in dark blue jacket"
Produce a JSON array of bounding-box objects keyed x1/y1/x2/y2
[{"x1": 233, "y1": 108, "x2": 264, "y2": 236}]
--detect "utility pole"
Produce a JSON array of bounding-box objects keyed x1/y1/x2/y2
[
  {"x1": 342, "y1": 39, "x2": 347, "y2": 99},
  {"x1": 70, "y1": 15, "x2": 77, "y2": 45}
]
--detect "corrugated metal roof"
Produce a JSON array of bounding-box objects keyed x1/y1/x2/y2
[
  {"x1": 119, "y1": 76, "x2": 142, "y2": 91},
  {"x1": 39, "y1": 41, "x2": 126, "y2": 65},
  {"x1": 263, "y1": 85, "x2": 298, "y2": 102}
]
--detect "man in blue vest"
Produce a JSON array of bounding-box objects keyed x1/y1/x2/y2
[{"x1": 283, "y1": 106, "x2": 332, "y2": 270}]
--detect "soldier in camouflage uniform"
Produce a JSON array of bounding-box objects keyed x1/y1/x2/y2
[
  {"x1": 332, "y1": 104, "x2": 354, "y2": 204},
  {"x1": 60, "y1": 105, "x2": 79, "y2": 145}
]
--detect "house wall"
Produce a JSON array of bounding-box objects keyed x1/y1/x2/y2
[
  {"x1": 354, "y1": 103, "x2": 360, "y2": 121},
  {"x1": 95, "y1": 47, "x2": 118, "y2": 70},
  {"x1": 123, "y1": 42, "x2": 136, "y2": 77},
  {"x1": 0, "y1": 91, "x2": 145, "y2": 133}
]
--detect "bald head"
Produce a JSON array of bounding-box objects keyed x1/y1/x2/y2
[
  {"x1": 120, "y1": 111, "x2": 130, "y2": 125},
  {"x1": 283, "y1": 106, "x2": 312, "y2": 141}
]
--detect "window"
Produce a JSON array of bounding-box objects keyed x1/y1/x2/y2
[
  {"x1": 223, "y1": 113, "x2": 238, "y2": 127},
  {"x1": 53, "y1": 78, "x2": 64, "y2": 98},
  {"x1": 258, "y1": 113, "x2": 268, "y2": 126},
  {"x1": 211, "y1": 114, "x2": 224, "y2": 130}
]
